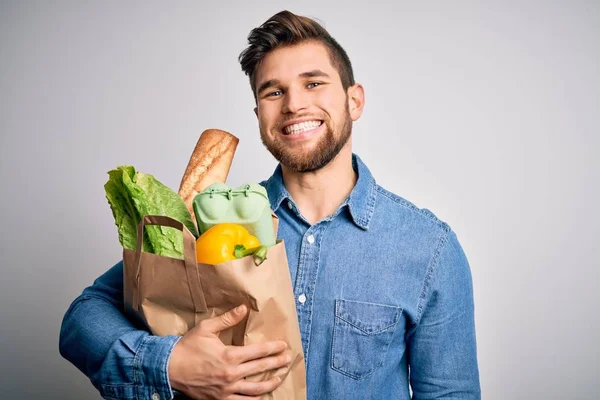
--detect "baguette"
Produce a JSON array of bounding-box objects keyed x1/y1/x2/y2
[{"x1": 178, "y1": 129, "x2": 239, "y2": 218}]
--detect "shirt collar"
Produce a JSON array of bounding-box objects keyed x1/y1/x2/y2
[{"x1": 261, "y1": 153, "x2": 377, "y2": 230}]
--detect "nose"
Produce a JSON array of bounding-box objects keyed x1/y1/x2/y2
[{"x1": 282, "y1": 86, "x2": 308, "y2": 114}]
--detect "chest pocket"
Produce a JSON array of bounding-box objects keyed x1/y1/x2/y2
[{"x1": 331, "y1": 299, "x2": 402, "y2": 380}]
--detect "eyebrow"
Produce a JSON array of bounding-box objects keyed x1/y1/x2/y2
[{"x1": 256, "y1": 69, "x2": 331, "y2": 95}]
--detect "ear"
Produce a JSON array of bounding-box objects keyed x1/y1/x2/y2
[
  {"x1": 347, "y1": 83, "x2": 365, "y2": 121},
  {"x1": 253, "y1": 106, "x2": 258, "y2": 118}
]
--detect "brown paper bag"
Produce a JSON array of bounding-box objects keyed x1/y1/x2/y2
[{"x1": 122, "y1": 214, "x2": 307, "y2": 399}]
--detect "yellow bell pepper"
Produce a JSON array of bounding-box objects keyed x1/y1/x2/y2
[{"x1": 195, "y1": 223, "x2": 268, "y2": 265}]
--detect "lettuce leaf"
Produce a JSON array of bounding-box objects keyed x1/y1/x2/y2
[{"x1": 104, "y1": 165, "x2": 198, "y2": 259}]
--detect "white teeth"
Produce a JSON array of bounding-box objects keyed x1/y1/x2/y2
[{"x1": 284, "y1": 120, "x2": 322, "y2": 135}]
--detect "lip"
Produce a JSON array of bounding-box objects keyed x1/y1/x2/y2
[
  {"x1": 279, "y1": 120, "x2": 325, "y2": 141},
  {"x1": 280, "y1": 117, "x2": 324, "y2": 131}
]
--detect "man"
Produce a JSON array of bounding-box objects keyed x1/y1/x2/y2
[{"x1": 60, "y1": 10, "x2": 481, "y2": 400}]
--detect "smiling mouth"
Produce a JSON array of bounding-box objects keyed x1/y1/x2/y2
[{"x1": 282, "y1": 120, "x2": 323, "y2": 135}]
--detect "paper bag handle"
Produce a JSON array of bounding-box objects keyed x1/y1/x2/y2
[{"x1": 133, "y1": 215, "x2": 208, "y2": 313}]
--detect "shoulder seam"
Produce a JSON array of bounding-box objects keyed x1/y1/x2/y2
[{"x1": 375, "y1": 185, "x2": 448, "y2": 228}]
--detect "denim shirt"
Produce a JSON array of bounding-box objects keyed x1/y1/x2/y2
[{"x1": 60, "y1": 154, "x2": 480, "y2": 400}]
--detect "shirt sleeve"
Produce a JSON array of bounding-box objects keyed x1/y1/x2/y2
[
  {"x1": 407, "y1": 229, "x2": 481, "y2": 400},
  {"x1": 59, "y1": 261, "x2": 182, "y2": 400}
]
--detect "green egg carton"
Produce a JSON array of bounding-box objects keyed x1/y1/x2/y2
[{"x1": 193, "y1": 182, "x2": 276, "y2": 246}]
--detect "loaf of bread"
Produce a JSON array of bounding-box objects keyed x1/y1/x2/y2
[{"x1": 178, "y1": 129, "x2": 239, "y2": 218}]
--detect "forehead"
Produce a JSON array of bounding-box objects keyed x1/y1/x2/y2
[{"x1": 255, "y1": 41, "x2": 339, "y2": 83}]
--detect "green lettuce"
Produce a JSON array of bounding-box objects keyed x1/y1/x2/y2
[{"x1": 104, "y1": 165, "x2": 199, "y2": 259}]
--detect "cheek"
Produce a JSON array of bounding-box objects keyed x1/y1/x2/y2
[
  {"x1": 257, "y1": 104, "x2": 278, "y2": 130},
  {"x1": 326, "y1": 102, "x2": 348, "y2": 128},
  {"x1": 317, "y1": 91, "x2": 347, "y2": 119}
]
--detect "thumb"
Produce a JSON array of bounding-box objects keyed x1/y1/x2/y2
[{"x1": 203, "y1": 304, "x2": 248, "y2": 334}]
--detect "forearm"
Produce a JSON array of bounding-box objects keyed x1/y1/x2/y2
[{"x1": 59, "y1": 261, "x2": 181, "y2": 399}]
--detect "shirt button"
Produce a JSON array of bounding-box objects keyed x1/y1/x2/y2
[
  {"x1": 298, "y1": 294, "x2": 307, "y2": 304},
  {"x1": 152, "y1": 393, "x2": 160, "y2": 400},
  {"x1": 287, "y1": 200, "x2": 293, "y2": 209},
  {"x1": 307, "y1": 235, "x2": 315, "y2": 244}
]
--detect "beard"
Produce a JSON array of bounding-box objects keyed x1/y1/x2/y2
[{"x1": 260, "y1": 104, "x2": 352, "y2": 173}]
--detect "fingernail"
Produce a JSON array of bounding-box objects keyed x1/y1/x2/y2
[{"x1": 235, "y1": 304, "x2": 245, "y2": 313}]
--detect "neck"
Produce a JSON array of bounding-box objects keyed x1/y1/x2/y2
[{"x1": 281, "y1": 142, "x2": 356, "y2": 225}]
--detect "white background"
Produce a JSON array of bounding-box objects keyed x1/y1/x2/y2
[{"x1": 1, "y1": 1, "x2": 598, "y2": 399}]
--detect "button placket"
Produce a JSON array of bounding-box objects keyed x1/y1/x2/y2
[
  {"x1": 295, "y1": 224, "x2": 328, "y2": 363},
  {"x1": 295, "y1": 228, "x2": 319, "y2": 355}
]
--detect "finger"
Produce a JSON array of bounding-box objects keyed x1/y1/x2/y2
[
  {"x1": 201, "y1": 304, "x2": 248, "y2": 334},
  {"x1": 225, "y1": 395, "x2": 261, "y2": 400},
  {"x1": 225, "y1": 340, "x2": 288, "y2": 364},
  {"x1": 235, "y1": 350, "x2": 292, "y2": 379},
  {"x1": 229, "y1": 375, "x2": 283, "y2": 397}
]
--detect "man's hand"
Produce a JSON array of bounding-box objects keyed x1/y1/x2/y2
[{"x1": 168, "y1": 304, "x2": 292, "y2": 400}]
